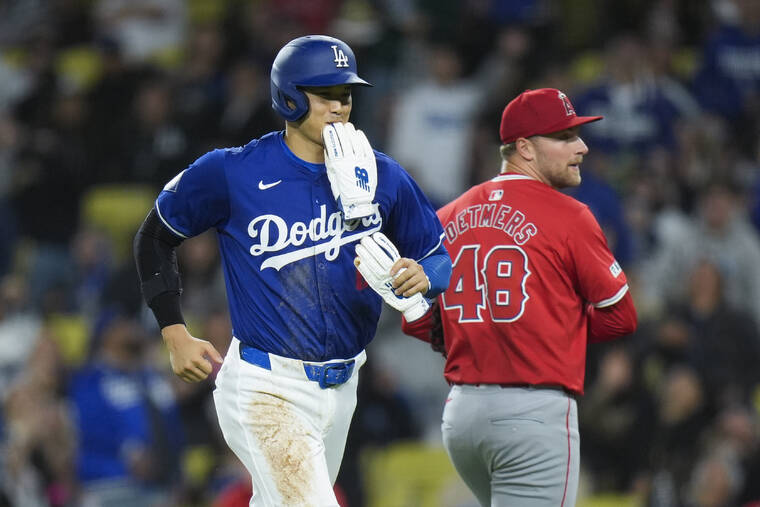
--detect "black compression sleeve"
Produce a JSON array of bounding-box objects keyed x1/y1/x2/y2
[{"x1": 133, "y1": 208, "x2": 186, "y2": 328}]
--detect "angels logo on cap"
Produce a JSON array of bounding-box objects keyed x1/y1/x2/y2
[{"x1": 558, "y1": 91, "x2": 575, "y2": 116}]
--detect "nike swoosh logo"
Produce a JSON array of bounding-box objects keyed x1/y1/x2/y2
[{"x1": 258, "y1": 180, "x2": 282, "y2": 190}]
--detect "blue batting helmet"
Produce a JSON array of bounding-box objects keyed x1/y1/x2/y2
[{"x1": 270, "y1": 35, "x2": 372, "y2": 122}]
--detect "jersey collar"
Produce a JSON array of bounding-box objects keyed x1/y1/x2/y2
[
  {"x1": 492, "y1": 172, "x2": 536, "y2": 182},
  {"x1": 278, "y1": 131, "x2": 326, "y2": 175}
]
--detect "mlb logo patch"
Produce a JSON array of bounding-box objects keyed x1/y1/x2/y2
[
  {"x1": 489, "y1": 189, "x2": 503, "y2": 201},
  {"x1": 609, "y1": 260, "x2": 622, "y2": 278}
]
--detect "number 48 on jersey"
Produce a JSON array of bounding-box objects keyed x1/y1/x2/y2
[{"x1": 442, "y1": 245, "x2": 531, "y2": 323}]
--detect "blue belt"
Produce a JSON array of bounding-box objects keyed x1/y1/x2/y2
[{"x1": 238, "y1": 342, "x2": 355, "y2": 389}]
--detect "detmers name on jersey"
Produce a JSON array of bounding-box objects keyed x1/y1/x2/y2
[
  {"x1": 443, "y1": 203, "x2": 538, "y2": 246},
  {"x1": 248, "y1": 204, "x2": 382, "y2": 271}
]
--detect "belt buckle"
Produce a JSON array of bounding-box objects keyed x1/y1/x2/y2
[{"x1": 317, "y1": 361, "x2": 354, "y2": 389}]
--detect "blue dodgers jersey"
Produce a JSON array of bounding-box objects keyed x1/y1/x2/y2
[{"x1": 156, "y1": 131, "x2": 444, "y2": 361}]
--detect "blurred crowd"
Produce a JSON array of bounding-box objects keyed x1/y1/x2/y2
[{"x1": 2, "y1": 0, "x2": 760, "y2": 506}]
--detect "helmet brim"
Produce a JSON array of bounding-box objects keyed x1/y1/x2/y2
[{"x1": 294, "y1": 73, "x2": 372, "y2": 88}]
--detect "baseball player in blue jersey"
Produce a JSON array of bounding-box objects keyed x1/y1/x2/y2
[{"x1": 133, "y1": 35, "x2": 451, "y2": 506}]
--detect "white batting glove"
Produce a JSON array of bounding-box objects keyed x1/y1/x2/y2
[
  {"x1": 322, "y1": 122, "x2": 377, "y2": 220},
  {"x1": 355, "y1": 232, "x2": 430, "y2": 321}
]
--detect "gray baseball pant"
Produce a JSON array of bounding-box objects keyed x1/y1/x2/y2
[{"x1": 441, "y1": 384, "x2": 580, "y2": 507}]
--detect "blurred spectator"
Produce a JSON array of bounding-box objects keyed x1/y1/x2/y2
[
  {"x1": 173, "y1": 22, "x2": 227, "y2": 147},
  {"x1": 685, "y1": 449, "x2": 744, "y2": 507},
  {"x1": 647, "y1": 366, "x2": 712, "y2": 507},
  {"x1": 13, "y1": 89, "x2": 92, "y2": 309},
  {"x1": 476, "y1": 24, "x2": 534, "y2": 124},
  {"x1": 387, "y1": 42, "x2": 483, "y2": 208},
  {"x1": 121, "y1": 77, "x2": 189, "y2": 187},
  {"x1": 466, "y1": 24, "x2": 537, "y2": 188},
  {"x1": 176, "y1": 231, "x2": 227, "y2": 326},
  {"x1": 0, "y1": 115, "x2": 20, "y2": 277},
  {"x1": 86, "y1": 38, "x2": 152, "y2": 184},
  {"x1": 572, "y1": 34, "x2": 700, "y2": 175},
  {"x1": 637, "y1": 315, "x2": 693, "y2": 384},
  {"x1": 622, "y1": 142, "x2": 704, "y2": 274},
  {"x1": 70, "y1": 228, "x2": 114, "y2": 319},
  {"x1": 641, "y1": 182, "x2": 760, "y2": 323},
  {"x1": 693, "y1": 0, "x2": 760, "y2": 154},
  {"x1": 0, "y1": 56, "x2": 33, "y2": 116},
  {"x1": 68, "y1": 309, "x2": 184, "y2": 506},
  {"x1": 223, "y1": 0, "x2": 304, "y2": 66},
  {"x1": 269, "y1": 0, "x2": 344, "y2": 34},
  {"x1": 580, "y1": 344, "x2": 656, "y2": 492},
  {"x1": 51, "y1": 0, "x2": 95, "y2": 48},
  {"x1": 1, "y1": 336, "x2": 75, "y2": 507},
  {"x1": 0, "y1": 275, "x2": 42, "y2": 402},
  {"x1": 213, "y1": 59, "x2": 279, "y2": 148},
  {"x1": 93, "y1": 0, "x2": 186, "y2": 64},
  {"x1": 0, "y1": 0, "x2": 51, "y2": 47},
  {"x1": 669, "y1": 259, "x2": 760, "y2": 409},
  {"x1": 341, "y1": 0, "x2": 426, "y2": 144},
  {"x1": 711, "y1": 406, "x2": 760, "y2": 505},
  {"x1": 101, "y1": 264, "x2": 145, "y2": 320},
  {"x1": 12, "y1": 35, "x2": 60, "y2": 129}
]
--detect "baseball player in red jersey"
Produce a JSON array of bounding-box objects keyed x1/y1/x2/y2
[{"x1": 402, "y1": 88, "x2": 638, "y2": 506}]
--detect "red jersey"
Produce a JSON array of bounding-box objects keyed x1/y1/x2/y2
[{"x1": 422, "y1": 174, "x2": 631, "y2": 394}]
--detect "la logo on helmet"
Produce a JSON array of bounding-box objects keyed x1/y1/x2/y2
[
  {"x1": 557, "y1": 91, "x2": 575, "y2": 116},
  {"x1": 332, "y1": 45, "x2": 349, "y2": 68}
]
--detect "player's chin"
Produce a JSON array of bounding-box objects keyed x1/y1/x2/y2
[{"x1": 566, "y1": 165, "x2": 582, "y2": 186}]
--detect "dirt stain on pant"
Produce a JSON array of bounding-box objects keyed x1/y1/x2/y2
[{"x1": 248, "y1": 392, "x2": 315, "y2": 504}]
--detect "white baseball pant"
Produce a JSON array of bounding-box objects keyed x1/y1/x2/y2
[{"x1": 213, "y1": 337, "x2": 366, "y2": 506}]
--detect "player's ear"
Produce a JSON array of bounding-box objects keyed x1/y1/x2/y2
[{"x1": 514, "y1": 137, "x2": 536, "y2": 161}]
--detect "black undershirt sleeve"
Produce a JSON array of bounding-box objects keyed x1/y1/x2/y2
[{"x1": 133, "y1": 208, "x2": 186, "y2": 329}]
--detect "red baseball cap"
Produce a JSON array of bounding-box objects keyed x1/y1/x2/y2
[{"x1": 499, "y1": 88, "x2": 603, "y2": 144}]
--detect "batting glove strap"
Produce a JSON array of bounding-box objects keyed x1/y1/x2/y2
[
  {"x1": 401, "y1": 297, "x2": 430, "y2": 322},
  {"x1": 342, "y1": 201, "x2": 375, "y2": 220},
  {"x1": 323, "y1": 122, "x2": 377, "y2": 219}
]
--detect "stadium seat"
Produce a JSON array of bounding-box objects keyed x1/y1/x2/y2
[
  {"x1": 362, "y1": 442, "x2": 475, "y2": 507},
  {"x1": 56, "y1": 46, "x2": 103, "y2": 92},
  {"x1": 577, "y1": 492, "x2": 642, "y2": 507},
  {"x1": 80, "y1": 184, "x2": 155, "y2": 262},
  {"x1": 46, "y1": 313, "x2": 90, "y2": 367},
  {"x1": 183, "y1": 444, "x2": 217, "y2": 487}
]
